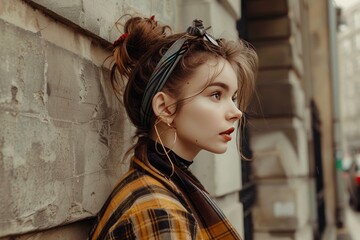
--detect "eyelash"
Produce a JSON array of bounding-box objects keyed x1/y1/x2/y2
[
  {"x1": 232, "y1": 95, "x2": 237, "y2": 102},
  {"x1": 210, "y1": 91, "x2": 237, "y2": 102},
  {"x1": 211, "y1": 91, "x2": 221, "y2": 100}
]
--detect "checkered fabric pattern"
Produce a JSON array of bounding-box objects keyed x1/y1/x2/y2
[{"x1": 89, "y1": 157, "x2": 241, "y2": 240}]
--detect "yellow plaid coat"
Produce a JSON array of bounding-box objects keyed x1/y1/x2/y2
[{"x1": 89, "y1": 157, "x2": 241, "y2": 239}]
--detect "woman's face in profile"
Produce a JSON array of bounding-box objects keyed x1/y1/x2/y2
[{"x1": 171, "y1": 58, "x2": 243, "y2": 160}]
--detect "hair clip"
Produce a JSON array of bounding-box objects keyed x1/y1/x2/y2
[
  {"x1": 113, "y1": 33, "x2": 129, "y2": 47},
  {"x1": 186, "y1": 19, "x2": 219, "y2": 47},
  {"x1": 150, "y1": 15, "x2": 155, "y2": 21}
]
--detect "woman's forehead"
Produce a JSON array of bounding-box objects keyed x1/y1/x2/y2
[{"x1": 181, "y1": 58, "x2": 238, "y2": 93}]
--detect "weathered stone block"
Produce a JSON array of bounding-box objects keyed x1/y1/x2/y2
[
  {"x1": 30, "y1": 0, "x2": 83, "y2": 25},
  {"x1": 246, "y1": 0, "x2": 288, "y2": 18},
  {"x1": 28, "y1": 0, "x2": 177, "y2": 43},
  {"x1": 257, "y1": 68, "x2": 295, "y2": 82},
  {"x1": 0, "y1": 113, "x2": 76, "y2": 236},
  {"x1": 73, "y1": 121, "x2": 109, "y2": 175},
  {"x1": 249, "y1": 118, "x2": 309, "y2": 178},
  {"x1": 0, "y1": 111, "x2": 125, "y2": 237},
  {"x1": 249, "y1": 69, "x2": 305, "y2": 118},
  {"x1": 0, "y1": 19, "x2": 46, "y2": 114},
  {"x1": 71, "y1": 170, "x2": 119, "y2": 218},
  {"x1": 247, "y1": 15, "x2": 302, "y2": 57},
  {"x1": 252, "y1": 178, "x2": 311, "y2": 231},
  {"x1": 45, "y1": 43, "x2": 113, "y2": 123},
  {"x1": 254, "y1": 223, "x2": 313, "y2": 240},
  {"x1": 0, "y1": 4, "x2": 126, "y2": 236},
  {"x1": 248, "y1": 17, "x2": 291, "y2": 40},
  {"x1": 254, "y1": 40, "x2": 303, "y2": 74}
]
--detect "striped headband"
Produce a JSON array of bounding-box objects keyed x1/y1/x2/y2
[{"x1": 140, "y1": 19, "x2": 219, "y2": 129}]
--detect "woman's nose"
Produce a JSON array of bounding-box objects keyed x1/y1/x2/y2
[{"x1": 227, "y1": 103, "x2": 243, "y2": 121}]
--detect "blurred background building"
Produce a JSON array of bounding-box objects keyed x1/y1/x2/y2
[
  {"x1": 0, "y1": 0, "x2": 344, "y2": 239},
  {"x1": 338, "y1": 1, "x2": 360, "y2": 163}
]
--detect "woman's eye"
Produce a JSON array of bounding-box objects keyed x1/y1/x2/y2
[
  {"x1": 232, "y1": 95, "x2": 237, "y2": 102},
  {"x1": 211, "y1": 92, "x2": 221, "y2": 100}
]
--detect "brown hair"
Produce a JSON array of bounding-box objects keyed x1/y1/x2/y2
[{"x1": 110, "y1": 15, "x2": 258, "y2": 162}]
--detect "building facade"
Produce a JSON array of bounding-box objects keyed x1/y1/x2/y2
[
  {"x1": 0, "y1": 0, "x2": 339, "y2": 239},
  {"x1": 243, "y1": 1, "x2": 338, "y2": 239},
  {"x1": 338, "y1": 2, "x2": 360, "y2": 160}
]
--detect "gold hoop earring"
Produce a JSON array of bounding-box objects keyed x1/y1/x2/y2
[
  {"x1": 154, "y1": 118, "x2": 177, "y2": 155},
  {"x1": 154, "y1": 117, "x2": 176, "y2": 177}
]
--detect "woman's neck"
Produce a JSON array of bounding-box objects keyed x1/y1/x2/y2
[{"x1": 148, "y1": 136, "x2": 196, "y2": 162}]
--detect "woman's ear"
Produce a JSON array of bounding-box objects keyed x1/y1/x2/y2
[{"x1": 152, "y1": 92, "x2": 176, "y2": 123}]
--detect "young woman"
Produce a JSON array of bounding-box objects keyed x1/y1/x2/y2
[{"x1": 89, "y1": 15, "x2": 258, "y2": 240}]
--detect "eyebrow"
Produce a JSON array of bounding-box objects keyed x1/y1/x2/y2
[{"x1": 207, "y1": 82, "x2": 238, "y2": 95}]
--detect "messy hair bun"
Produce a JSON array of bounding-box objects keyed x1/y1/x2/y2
[
  {"x1": 112, "y1": 16, "x2": 170, "y2": 79},
  {"x1": 110, "y1": 15, "x2": 258, "y2": 162}
]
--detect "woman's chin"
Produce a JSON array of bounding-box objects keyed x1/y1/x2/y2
[{"x1": 207, "y1": 146, "x2": 228, "y2": 154}]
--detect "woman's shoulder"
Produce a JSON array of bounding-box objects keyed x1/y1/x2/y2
[
  {"x1": 109, "y1": 167, "x2": 188, "y2": 215},
  {"x1": 113, "y1": 169, "x2": 199, "y2": 239},
  {"x1": 89, "y1": 167, "x2": 198, "y2": 240}
]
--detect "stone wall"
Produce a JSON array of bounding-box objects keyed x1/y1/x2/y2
[{"x1": 0, "y1": 0, "x2": 131, "y2": 237}]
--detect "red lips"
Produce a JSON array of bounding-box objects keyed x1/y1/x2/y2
[
  {"x1": 220, "y1": 127, "x2": 234, "y2": 141},
  {"x1": 220, "y1": 127, "x2": 235, "y2": 135}
]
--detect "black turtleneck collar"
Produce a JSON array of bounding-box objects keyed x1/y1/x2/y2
[
  {"x1": 144, "y1": 139, "x2": 205, "y2": 192},
  {"x1": 147, "y1": 139, "x2": 193, "y2": 171}
]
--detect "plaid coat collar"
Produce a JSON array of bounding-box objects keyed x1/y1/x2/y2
[
  {"x1": 89, "y1": 154, "x2": 242, "y2": 240},
  {"x1": 134, "y1": 154, "x2": 242, "y2": 240}
]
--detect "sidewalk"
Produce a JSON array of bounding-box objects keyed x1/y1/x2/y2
[
  {"x1": 322, "y1": 203, "x2": 360, "y2": 240},
  {"x1": 321, "y1": 224, "x2": 352, "y2": 240},
  {"x1": 343, "y1": 204, "x2": 360, "y2": 240}
]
